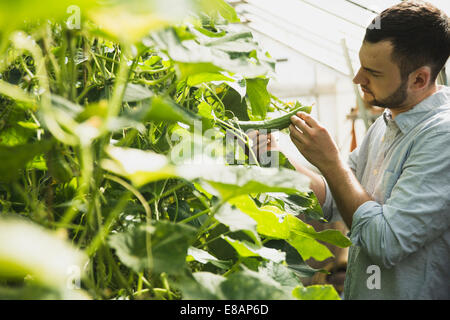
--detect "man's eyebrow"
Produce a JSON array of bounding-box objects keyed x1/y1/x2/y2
[{"x1": 363, "y1": 67, "x2": 383, "y2": 74}]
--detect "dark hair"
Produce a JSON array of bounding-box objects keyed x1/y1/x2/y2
[{"x1": 364, "y1": 1, "x2": 450, "y2": 82}]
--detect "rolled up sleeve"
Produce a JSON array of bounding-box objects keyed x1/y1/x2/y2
[
  {"x1": 348, "y1": 132, "x2": 450, "y2": 269},
  {"x1": 321, "y1": 147, "x2": 360, "y2": 223}
]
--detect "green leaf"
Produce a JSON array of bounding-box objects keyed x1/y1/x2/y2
[
  {"x1": 189, "y1": 166, "x2": 311, "y2": 200},
  {"x1": 246, "y1": 78, "x2": 270, "y2": 119},
  {"x1": 220, "y1": 267, "x2": 291, "y2": 300},
  {"x1": 222, "y1": 236, "x2": 285, "y2": 263},
  {"x1": 186, "y1": 247, "x2": 230, "y2": 269},
  {"x1": 124, "y1": 96, "x2": 202, "y2": 126},
  {"x1": 0, "y1": 0, "x2": 94, "y2": 32},
  {"x1": 214, "y1": 202, "x2": 259, "y2": 244},
  {"x1": 50, "y1": 95, "x2": 84, "y2": 118},
  {"x1": 282, "y1": 214, "x2": 351, "y2": 261},
  {"x1": 123, "y1": 83, "x2": 153, "y2": 102},
  {"x1": 204, "y1": 32, "x2": 256, "y2": 52},
  {"x1": 196, "y1": 101, "x2": 215, "y2": 119},
  {"x1": 265, "y1": 240, "x2": 323, "y2": 278},
  {"x1": 258, "y1": 261, "x2": 303, "y2": 292},
  {"x1": 0, "y1": 284, "x2": 91, "y2": 300},
  {"x1": 0, "y1": 141, "x2": 53, "y2": 182},
  {"x1": 176, "y1": 62, "x2": 224, "y2": 80},
  {"x1": 0, "y1": 216, "x2": 87, "y2": 288},
  {"x1": 228, "y1": 196, "x2": 291, "y2": 240},
  {"x1": 102, "y1": 146, "x2": 177, "y2": 187},
  {"x1": 187, "y1": 72, "x2": 234, "y2": 87},
  {"x1": 222, "y1": 86, "x2": 249, "y2": 120},
  {"x1": 153, "y1": 28, "x2": 272, "y2": 79},
  {"x1": 167, "y1": 200, "x2": 206, "y2": 228},
  {"x1": 108, "y1": 221, "x2": 197, "y2": 274},
  {"x1": 272, "y1": 192, "x2": 325, "y2": 221},
  {"x1": 286, "y1": 233, "x2": 334, "y2": 262},
  {"x1": 286, "y1": 215, "x2": 352, "y2": 249},
  {"x1": 0, "y1": 109, "x2": 36, "y2": 146},
  {"x1": 180, "y1": 266, "x2": 294, "y2": 300},
  {"x1": 0, "y1": 125, "x2": 33, "y2": 147},
  {"x1": 198, "y1": 0, "x2": 240, "y2": 23},
  {"x1": 177, "y1": 271, "x2": 226, "y2": 299},
  {"x1": 88, "y1": 0, "x2": 196, "y2": 43},
  {"x1": 292, "y1": 285, "x2": 341, "y2": 300},
  {"x1": 16, "y1": 121, "x2": 40, "y2": 130}
]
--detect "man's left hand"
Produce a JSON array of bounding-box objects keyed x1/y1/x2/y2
[{"x1": 289, "y1": 112, "x2": 341, "y2": 174}]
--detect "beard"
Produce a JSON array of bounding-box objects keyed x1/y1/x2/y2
[{"x1": 362, "y1": 80, "x2": 408, "y2": 109}]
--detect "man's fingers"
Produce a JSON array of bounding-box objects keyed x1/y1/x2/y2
[
  {"x1": 290, "y1": 115, "x2": 312, "y2": 135},
  {"x1": 253, "y1": 134, "x2": 270, "y2": 153},
  {"x1": 289, "y1": 124, "x2": 306, "y2": 145},
  {"x1": 297, "y1": 112, "x2": 320, "y2": 128}
]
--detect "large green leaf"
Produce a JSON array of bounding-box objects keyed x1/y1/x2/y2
[
  {"x1": 229, "y1": 196, "x2": 349, "y2": 262},
  {"x1": 222, "y1": 236, "x2": 285, "y2": 263},
  {"x1": 0, "y1": 141, "x2": 53, "y2": 182},
  {"x1": 228, "y1": 196, "x2": 290, "y2": 240},
  {"x1": 108, "y1": 220, "x2": 197, "y2": 274},
  {"x1": 222, "y1": 86, "x2": 249, "y2": 120},
  {"x1": 0, "y1": 284, "x2": 91, "y2": 300},
  {"x1": 292, "y1": 284, "x2": 341, "y2": 300},
  {"x1": 0, "y1": 108, "x2": 37, "y2": 147},
  {"x1": 286, "y1": 233, "x2": 334, "y2": 262},
  {"x1": 186, "y1": 247, "x2": 230, "y2": 270},
  {"x1": 193, "y1": 166, "x2": 311, "y2": 200},
  {"x1": 197, "y1": 0, "x2": 240, "y2": 23},
  {"x1": 214, "y1": 202, "x2": 259, "y2": 244},
  {"x1": 271, "y1": 192, "x2": 325, "y2": 221},
  {"x1": 204, "y1": 31, "x2": 257, "y2": 53},
  {"x1": 286, "y1": 215, "x2": 352, "y2": 249},
  {"x1": 257, "y1": 261, "x2": 303, "y2": 292},
  {"x1": 220, "y1": 267, "x2": 291, "y2": 300},
  {"x1": 88, "y1": 0, "x2": 199, "y2": 43},
  {"x1": 123, "y1": 96, "x2": 202, "y2": 126},
  {"x1": 179, "y1": 267, "x2": 291, "y2": 300},
  {"x1": 122, "y1": 83, "x2": 154, "y2": 102},
  {"x1": 264, "y1": 240, "x2": 323, "y2": 278},
  {"x1": 153, "y1": 28, "x2": 272, "y2": 79},
  {"x1": 0, "y1": 0, "x2": 93, "y2": 32},
  {"x1": 177, "y1": 271, "x2": 226, "y2": 299},
  {"x1": 102, "y1": 145, "x2": 177, "y2": 187},
  {"x1": 0, "y1": 216, "x2": 87, "y2": 288},
  {"x1": 187, "y1": 72, "x2": 234, "y2": 87},
  {"x1": 246, "y1": 78, "x2": 270, "y2": 120}
]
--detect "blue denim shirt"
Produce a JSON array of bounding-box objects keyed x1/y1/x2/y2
[{"x1": 322, "y1": 86, "x2": 450, "y2": 299}]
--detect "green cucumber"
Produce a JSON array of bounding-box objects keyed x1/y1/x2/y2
[{"x1": 232, "y1": 103, "x2": 312, "y2": 131}]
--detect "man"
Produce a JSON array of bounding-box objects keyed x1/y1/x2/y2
[{"x1": 252, "y1": 1, "x2": 449, "y2": 299}]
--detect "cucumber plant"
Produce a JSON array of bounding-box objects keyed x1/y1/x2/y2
[{"x1": 0, "y1": 0, "x2": 350, "y2": 300}]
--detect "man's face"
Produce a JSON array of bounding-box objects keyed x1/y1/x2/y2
[{"x1": 353, "y1": 40, "x2": 408, "y2": 109}]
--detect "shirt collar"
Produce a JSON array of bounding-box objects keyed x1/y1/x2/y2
[{"x1": 382, "y1": 86, "x2": 450, "y2": 134}]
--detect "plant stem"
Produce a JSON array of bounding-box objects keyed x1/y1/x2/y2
[
  {"x1": 104, "y1": 174, "x2": 151, "y2": 219},
  {"x1": 179, "y1": 207, "x2": 211, "y2": 224},
  {"x1": 86, "y1": 191, "x2": 132, "y2": 256},
  {"x1": 160, "y1": 273, "x2": 173, "y2": 300}
]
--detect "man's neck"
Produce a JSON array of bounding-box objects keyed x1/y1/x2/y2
[{"x1": 390, "y1": 84, "x2": 439, "y2": 119}]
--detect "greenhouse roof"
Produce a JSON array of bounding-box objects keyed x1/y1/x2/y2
[{"x1": 228, "y1": 0, "x2": 450, "y2": 78}]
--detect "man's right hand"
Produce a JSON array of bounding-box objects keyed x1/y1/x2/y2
[
  {"x1": 247, "y1": 130, "x2": 280, "y2": 158},
  {"x1": 248, "y1": 129, "x2": 327, "y2": 206}
]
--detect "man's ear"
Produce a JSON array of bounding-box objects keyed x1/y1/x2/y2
[{"x1": 409, "y1": 66, "x2": 433, "y2": 90}]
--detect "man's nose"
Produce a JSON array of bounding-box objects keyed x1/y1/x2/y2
[{"x1": 353, "y1": 68, "x2": 368, "y2": 86}]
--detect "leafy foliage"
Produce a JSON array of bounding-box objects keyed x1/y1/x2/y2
[{"x1": 0, "y1": 0, "x2": 350, "y2": 300}]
